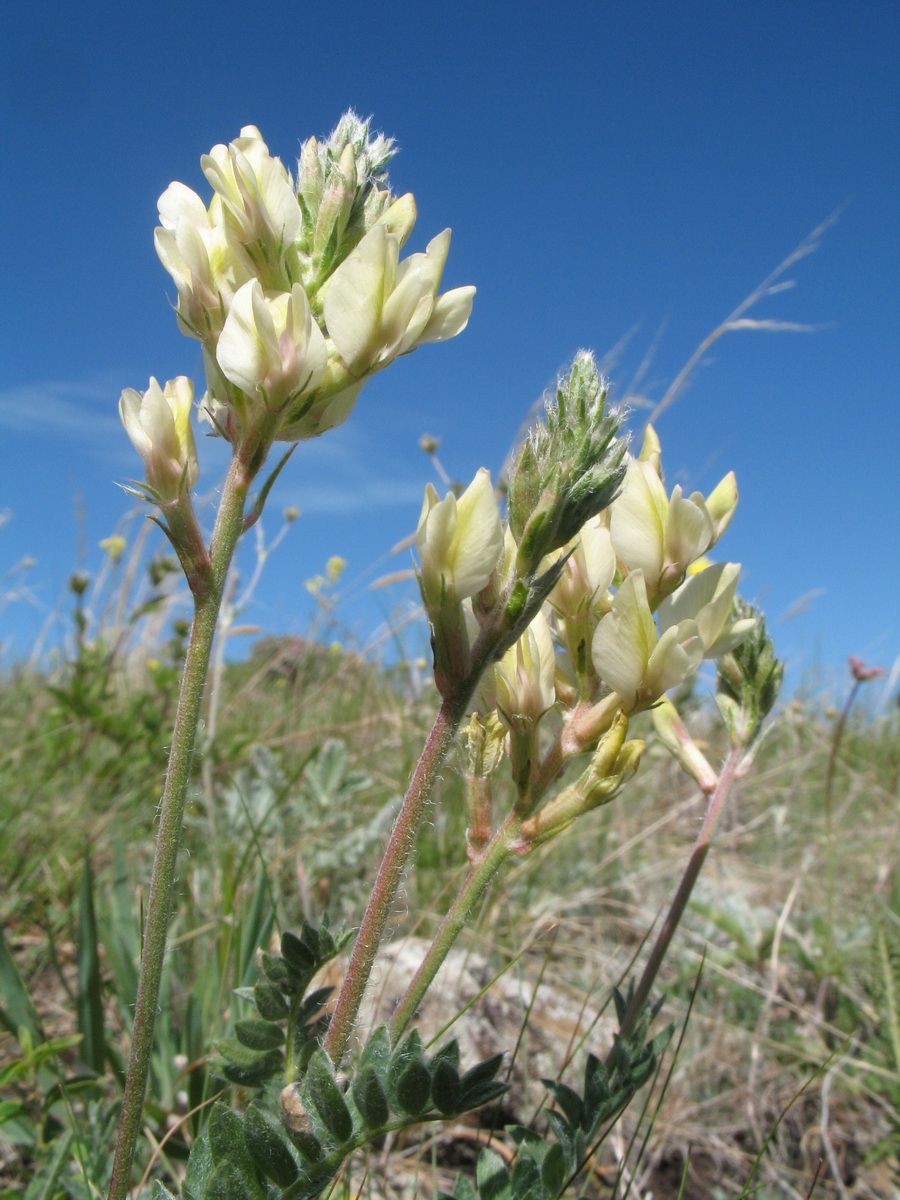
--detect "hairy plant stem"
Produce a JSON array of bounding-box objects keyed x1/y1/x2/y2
[
  {"x1": 389, "y1": 813, "x2": 518, "y2": 1041},
  {"x1": 323, "y1": 687, "x2": 475, "y2": 1064},
  {"x1": 108, "y1": 424, "x2": 273, "y2": 1200},
  {"x1": 611, "y1": 742, "x2": 743, "y2": 1055}
]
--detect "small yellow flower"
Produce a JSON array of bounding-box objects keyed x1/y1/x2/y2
[{"x1": 99, "y1": 536, "x2": 126, "y2": 564}]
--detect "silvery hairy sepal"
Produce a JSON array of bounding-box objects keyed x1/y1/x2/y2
[
  {"x1": 297, "y1": 111, "x2": 398, "y2": 285},
  {"x1": 507, "y1": 351, "x2": 627, "y2": 579}
]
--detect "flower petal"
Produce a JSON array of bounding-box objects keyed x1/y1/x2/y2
[
  {"x1": 591, "y1": 571, "x2": 656, "y2": 706},
  {"x1": 324, "y1": 224, "x2": 390, "y2": 373},
  {"x1": 609, "y1": 460, "x2": 667, "y2": 581}
]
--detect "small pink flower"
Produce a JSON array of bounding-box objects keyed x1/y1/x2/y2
[{"x1": 848, "y1": 654, "x2": 884, "y2": 682}]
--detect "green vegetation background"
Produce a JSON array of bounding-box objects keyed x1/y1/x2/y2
[{"x1": 1, "y1": 541, "x2": 898, "y2": 1198}]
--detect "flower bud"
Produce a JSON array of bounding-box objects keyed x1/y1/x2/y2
[
  {"x1": 99, "y1": 536, "x2": 126, "y2": 564},
  {"x1": 313, "y1": 142, "x2": 358, "y2": 256},
  {"x1": 706, "y1": 471, "x2": 738, "y2": 543},
  {"x1": 493, "y1": 610, "x2": 556, "y2": 734},
  {"x1": 463, "y1": 711, "x2": 507, "y2": 780},
  {"x1": 638, "y1": 423, "x2": 662, "y2": 476},
  {"x1": 297, "y1": 135, "x2": 324, "y2": 219},
  {"x1": 415, "y1": 469, "x2": 504, "y2": 607},
  {"x1": 848, "y1": 654, "x2": 884, "y2": 683},
  {"x1": 297, "y1": 113, "x2": 399, "y2": 282},
  {"x1": 716, "y1": 601, "x2": 783, "y2": 747},
  {"x1": 463, "y1": 712, "x2": 506, "y2": 857},
  {"x1": 119, "y1": 376, "x2": 199, "y2": 500},
  {"x1": 651, "y1": 697, "x2": 718, "y2": 793}
]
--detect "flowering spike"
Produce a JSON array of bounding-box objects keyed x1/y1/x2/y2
[{"x1": 297, "y1": 111, "x2": 398, "y2": 280}]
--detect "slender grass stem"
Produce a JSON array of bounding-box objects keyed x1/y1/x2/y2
[
  {"x1": 821, "y1": 678, "x2": 860, "y2": 975},
  {"x1": 612, "y1": 743, "x2": 743, "y2": 1052},
  {"x1": 107, "y1": 445, "x2": 262, "y2": 1200}
]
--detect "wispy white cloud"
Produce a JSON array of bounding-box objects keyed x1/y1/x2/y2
[
  {"x1": 0, "y1": 375, "x2": 430, "y2": 515},
  {"x1": 277, "y1": 416, "x2": 430, "y2": 514},
  {"x1": 284, "y1": 477, "x2": 425, "y2": 515},
  {"x1": 0, "y1": 374, "x2": 123, "y2": 437}
]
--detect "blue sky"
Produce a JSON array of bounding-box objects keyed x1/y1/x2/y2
[{"x1": 1, "y1": 0, "x2": 898, "y2": 704}]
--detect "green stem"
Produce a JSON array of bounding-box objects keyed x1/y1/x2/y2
[
  {"x1": 388, "y1": 815, "x2": 518, "y2": 1042},
  {"x1": 611, "y1": 742, "x2": 743, "y2": 1053},
  {"x1": 323, "y1": 688, "x2": 473, "y2": 1064},
  {"x1": 107, "y1": 443, "x2": 265, "y2": 1200}
]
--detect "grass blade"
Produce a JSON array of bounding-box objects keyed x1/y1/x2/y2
[
  {"x1": 76, "y1": 855, "x2": 105, "y2": 1074},
  {"x1": 0, "y1": 924, "x2": 40, "y2": 1038}
]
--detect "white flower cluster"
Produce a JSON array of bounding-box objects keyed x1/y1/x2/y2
[
  {"x1": 157, "y1": 122, "x2": 473, "y2": 442},
  {"x1": 120, "y1": 116, "x2": 475, "y2": 498}
]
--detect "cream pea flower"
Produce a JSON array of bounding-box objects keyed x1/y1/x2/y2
[
  {"x1": 657, "y1": 561, "x2": 756, "y2": 658},
  {"x1": 592, "y1": 570, "x2": 703, "y2": 710},
  {"x1": 201, "y1": 125, "x2": 302, "y2": 265},
  {"x1": 154, "y1": 182, "x2": 254, "y2": 340},
  {"x1": 324, "y1": 220, "x2": 474, "y2": 377},
  {"x1": 610, "y1": 458, "x2": 739, "y2": 596},
  {"x1": 494, "y1": 610, "x2": 557, "y2": 733},
  {"x1": 548, "y1": 516, "x2": 617, "y2": 620},
  {"x1": 215, "y1": 281, "x2": 328, "y2": 416}
]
